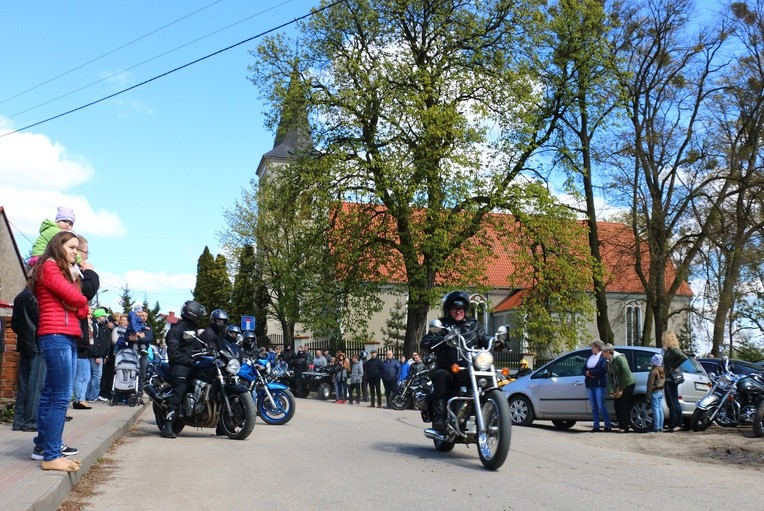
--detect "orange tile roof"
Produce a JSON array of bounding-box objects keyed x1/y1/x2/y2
[{"x1": 333, "y1": 203, "x2": 692, "y2": 300}]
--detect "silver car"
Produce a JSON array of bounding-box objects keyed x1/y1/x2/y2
[{"x1": 501, "y1": 346, "x2": 710, "y2": 432}]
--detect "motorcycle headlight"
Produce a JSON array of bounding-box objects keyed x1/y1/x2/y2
[
  {"x1": 226, "y1": 359, "x2": 241, "y2": 376},
  {"x1": 474, "y1": 350, "x2": 494, "y2": 371},
  {"x1": 717, "y1": 375, "x2": 733, "y2": 390}
]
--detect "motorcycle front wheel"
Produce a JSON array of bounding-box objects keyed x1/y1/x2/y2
[
  {"x1": 390, "y1": 392, "x2": 411, "y2": 410},
  {"x1": 219, "y1": 392, "x2": 257, "y2": 440},
  {"x1": 478, "y1": 390, "x2": 512, "y2": 471},
  {"x1": 691, "y1": 407, "x2": 712, "y2": 432},
  {"x1": 257, "y1": 389, "x2": 296, "y2": 425}
]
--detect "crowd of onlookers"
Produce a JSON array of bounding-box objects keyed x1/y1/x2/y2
[{"x1": 276, "y1": 346, "x2": 425, "y2": 407}]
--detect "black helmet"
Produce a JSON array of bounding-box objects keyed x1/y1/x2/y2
[
  {"x1": 442, "y1": 290, "x2": 470, "y2": 317},
  {"x1": 242, "y1": 330, "x2": 256, "y2": 348},
  {"x1": 225, "y1": 324, "x2": 241, "y2": 339},
  {"x1": 181, "y1": 301, "x2": 207, "y2": 326},
  {"x1": 210, "y1": 309, "x2": 229, "y2": 332}
]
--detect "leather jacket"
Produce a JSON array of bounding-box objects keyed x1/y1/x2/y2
[{"x1": 420, "y1": 316, "x2": 487, "y2": 370}]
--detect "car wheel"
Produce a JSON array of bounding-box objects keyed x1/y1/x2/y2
[
  {"x1": 507, "y1": 395, "x2": 534, "y2": 426},
  {"x1": 551, "y1": 419, "x2": 576, "y2": 430},
  {"x1": 628, "y1": 399, "x2": 652, "y2": 433}
]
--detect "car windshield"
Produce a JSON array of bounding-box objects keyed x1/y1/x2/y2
[{"x1": 680, "y1": 356, "x2": 705, "y2": 375}]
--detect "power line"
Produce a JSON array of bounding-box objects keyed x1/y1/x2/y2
[
  {"x1": 0, "y1": 0, "x2": 299, "y2": 123},
  {"x1": 0, "y1": 0, "x2": 224, "y2": 107},
  {"x1": 0, "y1": 0, "x2": 345, "y2": 138}
]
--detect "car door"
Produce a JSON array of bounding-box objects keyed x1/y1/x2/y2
[{"x1": 533, "y1": 350, "x2": 589, "y2": 418}]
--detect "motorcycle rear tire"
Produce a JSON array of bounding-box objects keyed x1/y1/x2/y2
[
  {"x1": 478, "y1": 389, "x2": 512, "y2": 471},
  {"x1": 152, "y1": 402, "x2": 185, "y2": 435},
  {"x1": 219, "y1": 392, "x2": 257, "y2": 440},
  {"x1": 691, "y1": 407, "x2": 712, "y2": 432},
  {"x1": 753, "y1": 402, "x2": 764, "y2": 438}
]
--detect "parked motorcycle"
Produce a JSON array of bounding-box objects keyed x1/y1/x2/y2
[
  {"x1": 237, "y1": 354, "x2": 296, "y2": 425},
  {"x1": 145, "y1": 331, "x2": 257, "y2": 440},
  {"x1": 691, "y1": 356, "x2": 764, "y2": 433},
  {"x1": 416, "y1": 321, "x2": 511, "y2": 470},
  {"x1": 391, "y1": 354, "x2": 434, "y2": 410}
]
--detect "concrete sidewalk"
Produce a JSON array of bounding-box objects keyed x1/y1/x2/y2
[{"x1": 0, "y1": 400, "x2": 147, "y2": 511}]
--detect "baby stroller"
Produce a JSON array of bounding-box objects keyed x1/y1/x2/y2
[{"x1": 111, "y1": 348, "x2": 141, "y2": 406}]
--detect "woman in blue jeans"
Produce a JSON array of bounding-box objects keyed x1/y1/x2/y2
[
  {"x1": 582, "y1": 340, "x2": 612, "y2": 432},
  {"x1": 31, "y1": 231, "x2": 89, "y2": 472}
]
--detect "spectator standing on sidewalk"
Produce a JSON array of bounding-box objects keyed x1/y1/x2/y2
[
  {"x1": 348, "y1": 354, "x2": 364, "y2": 404},
  {"x1": 366, "y1": 350, "x2": 384, "y2": 408},
  {"x1": 31, "y1": 231, "x2": 88, "y2": 472},
  {"x1": 87, "y1": 309, "x2": 111, "y2": 402},
  {"x1": 360, "y1": 350, "x2": 369, "y2": 402},
  {"x1": 381, "y1": 350, "x2": 400, "y2": 408},
  {"x1": 11, "y1": 285, "x2": 42, "y2": 432}
]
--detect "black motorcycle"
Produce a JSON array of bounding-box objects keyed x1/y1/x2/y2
[
  {"x1": 691, "y1": 356, "x2": 764, "y2": 433},
  {"x1": 145, "y1": 331, "x2": 257, "y2": 440},
  {"x1": 391, "y1": 355, "x2": 434, "y2": 410},
  {"x1": 416, "y1": 322, "x2": 511, "y2": 470}
]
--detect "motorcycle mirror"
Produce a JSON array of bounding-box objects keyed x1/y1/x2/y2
[
  {"x1": 496, "y1": 325, "x2": 508, "y2": 341},
  {"x1": 429, "y1": 319, "x2": 443, "y2": 334}
]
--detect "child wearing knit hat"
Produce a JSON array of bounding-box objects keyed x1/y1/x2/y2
[
  {"x1": 27, "y1": 207, "x2": 77, "y2": 267},
  {"x1": 646, "y1": 353, "x2": 666, "y2": 432}
]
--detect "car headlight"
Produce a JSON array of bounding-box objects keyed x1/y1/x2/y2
[
  {"x1": 474, "y1": 350, "x2": 494, "y2": 371},
  {"x1": 227, "y1": 359, "x2": 241, "y2": 376}
]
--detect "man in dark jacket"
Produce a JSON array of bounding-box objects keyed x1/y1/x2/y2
[
  {"x1": 162, "y1": 301, "x2": 206, "y2": 438},
  {"x1": 11, "y1": 286, "x2": 42, "y2": 431},
  {"x1": 365, "y1": 350, "x2": 385, "y2": 408},
  {"x1": 87, "y1": 309, "x2": 112, "y2": 402},
  {"x1": 421, "y1": 291, "x2": 488, "y2": 432},
  {"x1": 381, "y1": 350, "x2": 401, "y2": 408}
]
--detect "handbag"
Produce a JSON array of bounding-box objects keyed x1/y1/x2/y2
[
  {"x1": 611, "y1": 367, "x2": 623, "y2": 399},
  {"x1": 670, "y1": 368, "x2": 684, "y2": 384}
]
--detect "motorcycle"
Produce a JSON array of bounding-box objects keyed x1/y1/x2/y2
[
  {"x1": 145, "y1": 331, "x2": 257, "y2": 440},
  {"x1": 391, "y1": 354, "x2": 435, "y2": 410},
  {"x1": 691, "y1": 356, "x2": 764, "y2": 433},
  {"x1": 237, "y1": 354, "x2": 296, "y2": 425},
  {"x1": 417, "y1": 321, "x2": 512, "y2": 470}
]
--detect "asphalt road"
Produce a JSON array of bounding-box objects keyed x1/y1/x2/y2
[{"x1": 71, "y1": 398, "x2": 763, "y2": 511}]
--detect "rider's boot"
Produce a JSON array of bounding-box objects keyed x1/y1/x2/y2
[
  {"x1": 432, "y1": 398, "x2": 447, "y2": 433},
  {"x1": 161, "y1": 411, "x2": 177, "y2": 439}
]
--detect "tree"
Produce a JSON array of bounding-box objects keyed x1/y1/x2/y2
[
  {"x1": 695, "y1": 0, "x2": 764, "y2": 356},
  {"x1": 118, "y1": 285, "x2": 135, "y2": 314},
  {"x1": 192, "y1": 246, "x2": 216, "y2": 316},
  {"x1": 381, "y1": 298, "x2": 407, "y2": 349},
  {"x1": 253, "y1": 0, "x2": 577, "y2": 355},
  {"x1": 230, "y1": 244, "x2": 258, "y2": 328},
  {"x1": 143, "y1": 300, "x2": 165, "y2": 343},
  {"x1": 549, "y1": 0, "x2": 621, "y2": 343},
  {"x1": 192, "y1": 247, "x2": 232, "y2": 324},
  {"x1": 609, "y1": 0, "x2": 729, "y2": 345}
]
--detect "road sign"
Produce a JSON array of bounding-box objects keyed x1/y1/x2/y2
[{"x1": 241, "y1": 315, "x2": 255, "y2": 331}]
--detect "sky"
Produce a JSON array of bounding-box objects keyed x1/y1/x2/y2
[{"x1": 0, "y1": 0, "x2": 320, "y2": 315}]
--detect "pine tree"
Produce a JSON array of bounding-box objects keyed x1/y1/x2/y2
[
  {"x1": 381, "y1": 299, "x2": 407, "y2": 350},
  {"x1": 119, "y1": 285, "x2": 135, "y2": 314},
  {"x1": 209, "y1": 254, "x2": 232, "y2": 313},
  {"x1": 230, "y1": 244, "x2": 257, "y2": 327}
]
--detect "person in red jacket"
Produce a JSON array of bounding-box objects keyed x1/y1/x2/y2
[{"x1": 29, "y1": 231, "x2": 88, "y2": 472}]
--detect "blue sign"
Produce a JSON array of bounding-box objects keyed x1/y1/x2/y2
[{"x1": 241, "y1": 315, "x2": 255, "y2": 332}]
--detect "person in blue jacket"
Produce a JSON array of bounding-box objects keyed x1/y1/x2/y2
[{"x1": 582, "y1": 340, "x2": 612, "y2": 432}]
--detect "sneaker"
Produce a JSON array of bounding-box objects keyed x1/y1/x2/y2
[
  {"x1": 61, "y1": 445, "x2": 78, "y2": 456},
  {"x1": 31, "y1": 444, "x2": 77, "y2": 460},
  {"x1": 96, "y1": 396, "x2": 109, "y2": 403}
]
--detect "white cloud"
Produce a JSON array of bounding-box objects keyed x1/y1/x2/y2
[{"x1": 0, "y1": 121, "x2": 126, "y2": 239}]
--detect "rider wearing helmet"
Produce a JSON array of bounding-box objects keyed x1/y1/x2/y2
[
  {"x1": 200, "y1": 309, "x2": 229, "y2": 352},
  {"x1": 224, "y1": 324, "x2": 242, "y2": 345},
  {"x1": 240, "y1": 331, "x2": 258, "y2": 357},
  {"x1": 420, "y1": 291, "x2": 488, "y2": 432},
  {"x1": 162, "y1": 300, "x2": 207, "y2": 438},
  {"x1": 515, "y1": 359, "x2": 532, "y2": 378}
]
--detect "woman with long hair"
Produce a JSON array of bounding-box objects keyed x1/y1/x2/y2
[
  {"x1": 662, "y1": 331, "x2": 688, "y2": 432},
  {"x1": 30, "y1": 231, "x2": 88, "y2": 472}
]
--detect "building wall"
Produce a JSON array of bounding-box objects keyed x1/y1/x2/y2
[
  {"x1": 0, "y1": 308, "x2": 18, "y2": 399},
  {"x1": 0, "y1": 215, "x2": 27, "y2": 304}
]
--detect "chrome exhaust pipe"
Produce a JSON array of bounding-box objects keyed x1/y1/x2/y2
[{"x1": 424, "y1": 428, "x2": 445, "y2": 442}]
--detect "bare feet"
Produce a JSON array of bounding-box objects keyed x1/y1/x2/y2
[{"x1": 41, "y1": 457, "x2": 80, "y2": 472}]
